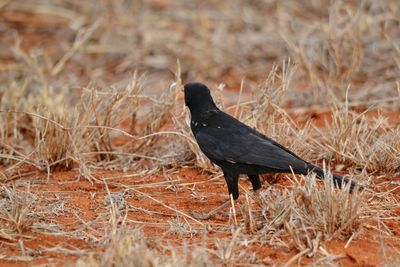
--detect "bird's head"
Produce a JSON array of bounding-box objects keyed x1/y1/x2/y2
[{"x1": 184, "y1": 82, "x2": 217, "y2": 113}]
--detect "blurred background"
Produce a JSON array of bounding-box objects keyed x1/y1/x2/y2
[
  {"x1": 0, "y1": 4, "x2": 399, "y2": 265},
  {"x1": 1, "y1": 0, "x2": 399, "y2": 108}
]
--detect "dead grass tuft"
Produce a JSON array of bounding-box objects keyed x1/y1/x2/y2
[
  {"x1": 313, "y1": 99, "x2": 400, "y2": 174},
  {"x1": 0, "y1": 184, "x2": 36, "y2": 237},
  {"x1": 76, "y1": 228, "x2": 212, "y2": 267},
  {"x1": 240, "y1": 172, "x2": 367, "y2": 253},
  {"x1": 280, "y1": 0, "x2": 400, "y2": 106},
  {"x1": 0, "y1": 0, "x2": 399, "y2": 265}
]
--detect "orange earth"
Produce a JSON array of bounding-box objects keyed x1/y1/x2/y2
[
  {"x1": 1, "y1": 7, "x2": 400, "y2": 266},
  {"x1": 1, "y1": 168, "x2": 400, "y2": 266},
  {"x1": 1, "y1": 110, "x2": 400, "y2": 266}
]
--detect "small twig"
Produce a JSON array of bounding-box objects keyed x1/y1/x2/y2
[
  {"x1": 283, "y1": 248, "x2": 311, "y2": 267},
  {"x1": 127, "y1": 187, "x2": 204, "y2": 226},
  {"x1": 230, "y1": 193, "x2": 237, "y2": 226},
  {"x1": 345, "y1": 232, "x2": 355, "y2": 248},
  {"x1": 51, "y1": 19, "x2": 102, "y2": 76}
]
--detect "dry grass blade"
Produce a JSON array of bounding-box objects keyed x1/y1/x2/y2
[
  {"x1": 240, "y1": 171, "x2": 367, "y2": 252},
  {"x1": 75, "y1": 228, "x2": 212, "y2": 267},
  {"x1": 51, "y1": 19, "x2": 102, "y2": 76},
  {"x1": 0, "y1": 184, "x2": 36, "y2": 235},
  {"x1": 312, "y1": 97, "x2": 400, "y2": 174},
  {"x1": 0, "y1": 0, "x2": 399, "y2": 265}
]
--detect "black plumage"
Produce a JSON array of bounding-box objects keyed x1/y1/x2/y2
[{"x1": 184, "y1": 82, "x2": 357, "y2": 218}]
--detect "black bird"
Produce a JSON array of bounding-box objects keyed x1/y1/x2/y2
[{"x1": 184, "y1": 82, "x2": 357, "y2": 219}]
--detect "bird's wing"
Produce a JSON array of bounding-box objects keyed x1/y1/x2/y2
[{"x1": 195, "y1": 127, "x2": 307, "y2": 171}]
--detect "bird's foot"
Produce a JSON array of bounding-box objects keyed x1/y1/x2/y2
[
  {"x1": 253, "y1": 189, "x2": 262, "y2": 200},
  {"x1": 190, "y1": 201, "x2": 231, "y2": 220},
  {"x1": 191, "y1": 211, "x2": 212, "y2": 220},
  {"x1": 252, "y1": 189, "x2": 264, "y2": 207}
]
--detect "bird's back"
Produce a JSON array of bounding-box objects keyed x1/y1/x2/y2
[{"x1": 192, "y1": 109, "x2": 308, "y2": 173}]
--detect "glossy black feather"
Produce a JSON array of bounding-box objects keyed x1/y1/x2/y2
[
  {"x1": 184, "y1": 82, "x2": 356, "y2": 200},
  {"x1": 194, "y1": 115, "x2": 308, "y2": 171}
]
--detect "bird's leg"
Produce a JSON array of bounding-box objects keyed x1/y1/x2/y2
[
  {"x1": 249, "y1": 174, "x2": 262, "y2": 197},
  {"x1": 254, "y1": 188, "x2": 262, "y2": 196},
  {"x1": 192, "y1": 171, "x2": 239, "y2": 220},
  {"x1": 248, "y1": 175, "x2": 263, "y2": 206},
  {"x1": 191, "y1": 200, "x2": 231, "y2": 220},
  {"x1": 248, "y1": 174, "x2": 262, "y2": 192},
  {"x1": 252, "y1": 188, "x2": 262, "y2": 204}
]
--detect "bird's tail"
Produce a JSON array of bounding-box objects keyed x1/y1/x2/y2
[{"x1": 306, "y1": 164, "x2": 359, "y2": 193}]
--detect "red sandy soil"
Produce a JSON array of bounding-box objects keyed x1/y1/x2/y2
[
  {"x1": 0, "y1": 80, "x2": 398, "y2": 266},
  {"x1": 1, "y1": 6, "x2": 399, "y2": 267},
  {"x1": 1, "y1": 162, "x2": 399, "y2": 266},
  {"x1": 1, "y1": 110, "x2": 400, "y2": 266},
  {"x1": 292, "y1": 109, "x2": 400, "y2": 128}
]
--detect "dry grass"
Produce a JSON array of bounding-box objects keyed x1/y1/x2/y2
[
  {"x1": 0, "y1": 182, "x2": 67, "y2": 240},
  {"x1": 240, "y1": 172, "x2": 366, "y2": 251},
  {"x1": 313, "y1": 100, "x2": 400, "y2": 174},
  {"x1": 0, "y1": 0, "x2": 399, "y2": 265},
  {"x1": 75, "y1": 228, "x2": 212, "y2": 267},
  {"x1": 0, "y1": 184, "x2": 36, "y2": 237},
  {"x1": 280, "y1": 0, "x2": 400, "y2": 106}
]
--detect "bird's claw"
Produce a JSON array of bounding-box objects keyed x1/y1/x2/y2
[{"x1": 191, "y1": 211, "x2": 211, "y2": 220}]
